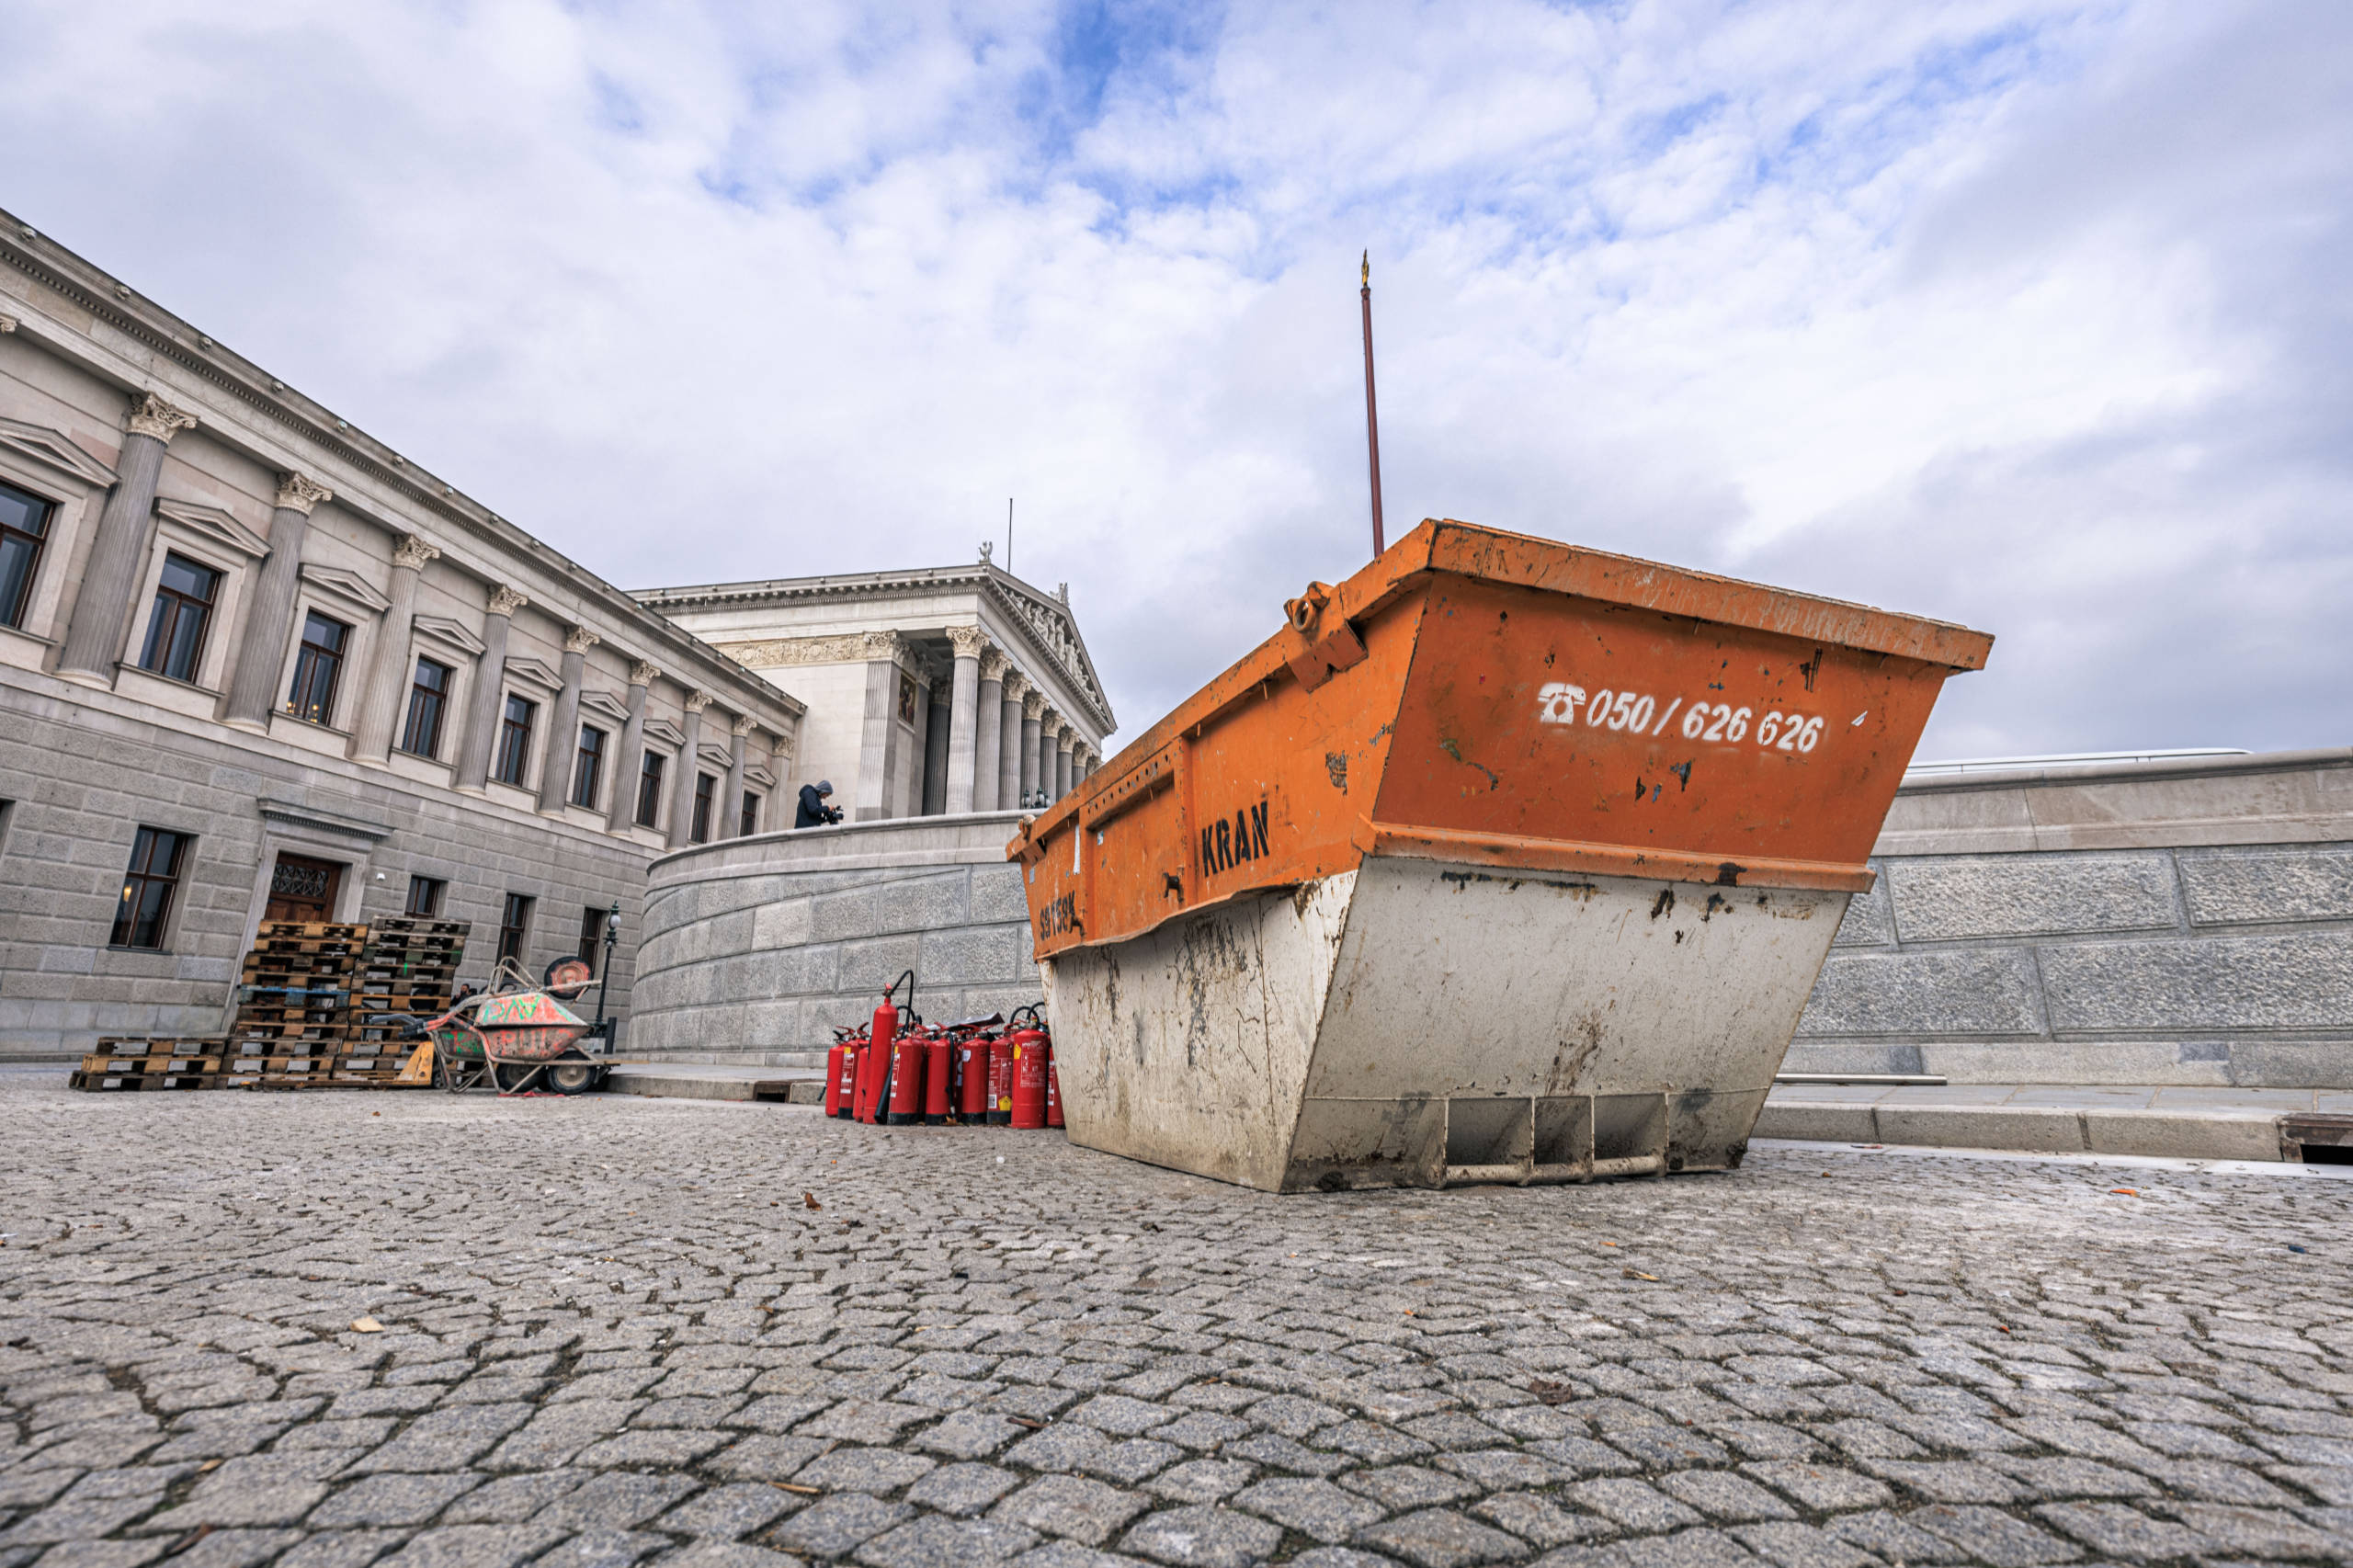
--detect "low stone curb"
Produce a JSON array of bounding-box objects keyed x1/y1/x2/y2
[{"x1": 1753, "y1": 1098, "x2": 2290, "y2": 1161}]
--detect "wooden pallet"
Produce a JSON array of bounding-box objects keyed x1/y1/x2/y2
[
  {"x1": 242, "y1": 955, "x2": 356, "y2": 978},
  {"x1": 351, "y1": 993, "x2": 445, "y2": 1016},
  {"x1": 71, "y1": 1067, "x2": 219, "y2": 1091},
  {"x1": 367, "y1": 918, "x2": 469, "y2": 940},
  {"x1": 233, "y1": 1004, "x2": 348, "y2": 1028},
  {"x1": 351, "y1": 962, "x2": 458, "y2": 986},
  {"x1": 226, "y1": 1023, "x2": 347, "y2": 1047},
  {"x1": 256, "y1": 921, "x2": 369, "y2": 941}
]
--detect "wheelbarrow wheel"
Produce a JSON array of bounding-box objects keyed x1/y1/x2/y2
[
  {"x1": 493, "y1": 1062, "x2": 542, "y2": 1095},
  {"x1": 545, "y1": 1059, "x2": 600, "y2": 1096}
]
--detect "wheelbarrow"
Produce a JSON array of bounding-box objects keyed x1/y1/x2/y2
[{"x1": 381, "y1": 956, "x2": 611, "y2": 1096}]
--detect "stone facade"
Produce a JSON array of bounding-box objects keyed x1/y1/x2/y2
[
  {"x1": 0, "y1": 210, "x2": 802, "y2": 1058},
  {"x1": 631, "y1": 814, "x2": 1041, "y2": 1065},
  {"x1": 1791, "y1": 748, "x2": 2353, "y2": 1086},
  {"x1": 633, "y1": 562, "x2": 1113, "y2": 824}
]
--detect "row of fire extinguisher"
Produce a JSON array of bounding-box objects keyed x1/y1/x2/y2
[{"x1": 824, "y1": 971, "x2": 1063, "y2": 1130}]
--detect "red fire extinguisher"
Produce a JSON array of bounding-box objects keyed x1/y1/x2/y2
[
  {"x1": 1011, "y1": 1028, "x2": 1049, "y2": 1130},
  {"x1": 920, "y1": 1030, "x2": 951, "y2": 1126},
  {"x1": 1044, "y1": 1038, "x2": 1063, "y2": 1128},
  {"x1": 887, "y1": 1017, "x2": 927, "y2": 1126},
  {"x1": 986, "y1": 1029, "x2": 1017, "y2": 1126},
  {"x1": 833, "y1": 1026, "x2": 860, "y2": 1111},
  {"x1": 858, "y1": 971, "x2": 912, "y2": 1124},
  {"x1": 958, "y1": 1032, "x2": 991, "y2": 1123},
  {"x1": 833, "y1": 1030, "x2": 861, "y2": 1119}
]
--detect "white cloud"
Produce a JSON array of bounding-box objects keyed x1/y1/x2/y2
[{"x1": 2, "y1": 0, "x2": 2344, "y2": 758}]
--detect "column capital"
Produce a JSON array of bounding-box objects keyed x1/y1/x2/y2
[
  {"x1": 274, "y1": 472, "x2": 333, "y2": 515},
  {"x1": 628, "y1": 659, "x2": 660, "y2": 687},
  {"x1": 126, "y1": 391, "x2": 199, "y2": 443},
  {"x1": 1039, "y1": 706, "x2": 1062, "y2": 733},
  {"x1": 1000, "y1": 670, "x2": 1029, "y2": 702},
  {"x1": 392, "y1": 533, "x2": 440, "y2": 571},
  {"x1": 730, "y1": 712, "x2": 757, "y2": 738},
  {"x1": 0, "y1": 312, "x2": 17, "y2": 334},
  {"x1": 1022, "y1": 690, "x2": 1045, "y2": 720},
  {"x1": 859, "y1": 629, "x2": 905, "y2": 661},
  {"x1": 487, "y1": 585, "x2": 528, "y2": 618},
  {"x1": 563, "y1": 625, "x2": 600, "y2": 655},
  {"x1": 684, "y1": 688, "x2": 713, "y2": 714},
  {"x1": 946, "y1": 624, "x2": 989, "y2": 660},
  {"x1": 979, "y1": 648, "x2": 1012, "y2": 683}
]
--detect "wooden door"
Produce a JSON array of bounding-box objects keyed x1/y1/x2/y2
[{"x1": 265, "y1": 853, "x2": 344, "y2": 925}]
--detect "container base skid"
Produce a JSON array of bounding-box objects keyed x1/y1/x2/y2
[{"x1": 1045, "y1": 856, "x2": 1847, "y2": 1192}]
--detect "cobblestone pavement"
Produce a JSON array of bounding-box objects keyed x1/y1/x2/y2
[{"x1": 4, "y1": 1080, "x2": 2350, "y2": 1568}]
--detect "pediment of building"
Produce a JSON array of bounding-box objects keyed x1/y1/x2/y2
[
  {"x1": 0, "y1": 418, "x2": 116, "y2": 488},
  {"x1": 154, "y1": 496, "x2": 269, "y2": 557},
  {"x1": 505, "y1": 654, "x2": 562, "y2": 690},
  {"x1": 580, "y1": 689, "x2": 631, "y2": 725},
  {"x1": 299, "y1": 562, "x2": 392, "y2": 616},
  {"x1": 410, "y1": 614, "x2": 487, "y2": 658}
]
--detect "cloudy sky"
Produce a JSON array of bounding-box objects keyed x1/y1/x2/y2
[{"x1": 5, "y1": 0, "x2": 2346, "y2": 759}]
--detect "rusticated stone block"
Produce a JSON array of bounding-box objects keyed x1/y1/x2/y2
[
  {"x1": 918, "y1": 926, "x2": 1020, "y2": 986},
  {"x1": 2178, "y1": 847, "x2": 2353, "y2": 926},
  {"x1": 875, "y1": 872, "x2": 969, "y2": 934},
  {"x1": 1832, "y1": 876, "x2": 1893, "y2": 948},
  {"x1": 1887, "y1": 853, "x2": 2177, "y2": 942},
  {"x1": 2042, "y1": 932, "x2": 2353, "y2": 1031},
  {"x1": 1796, "y1": 949, "x2": 2046, "y2": 1038}
]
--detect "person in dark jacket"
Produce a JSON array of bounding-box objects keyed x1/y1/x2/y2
[{"x1": 795, "y1": 779, "x2": 842, "y2": 828}]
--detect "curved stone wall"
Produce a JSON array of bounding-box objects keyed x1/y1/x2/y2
[{"x1": 631, "y1": 812, "x2": 1040, "y2": 1064}]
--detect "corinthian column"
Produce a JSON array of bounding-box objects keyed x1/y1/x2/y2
[
  {"x1": 537, "y1": 625, "x2": 599, "y2": 812},
  {"x1": 453, "y1": 585, "x2": 526, "y2": 791},
  {"x1": 55, "y1": 392, "x2": 199, "y2": 683},
  {"x1": 1000, "y1": 674, "x2": 1029, "y2": 812},
  {"x1": 943, "y1": 626, "x2": 986, "y2": 813},
  {"x1": 1055, "y1": 727, "x2": 1074, "y2": 801},
  {"x1": 723, "y1": 713, "x2": 755, "y2": 836},
  {"x1": 1035, "y1": 707, "x2": 1061, "y2": 805},
  {"x1": 667, "y1": 690, "x2": 710, "y2": 847},
  {"x1": 349, "y1": 534, "x2": 438, "y2": 762},
  {"x1": 222, "y1": 472, "x2": 335, "y2": 728},
  {"x1": 1018, "y1": 691, "x2": 1044, "y2": 809},
  {"x1": 607, "y1": 660, "x2": 657, "y2": 834},
  {"x1": 973, "y1": 648, "x2": 1007, "y2": 812}
]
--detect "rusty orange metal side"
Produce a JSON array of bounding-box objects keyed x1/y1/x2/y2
[{"x1": 1014, "y1": 518, "x2": 1990, "y2": 962}]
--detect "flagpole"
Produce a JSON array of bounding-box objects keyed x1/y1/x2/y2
[{"x1": 1360, "y1": 251, "x2": 1386, "y2": 558}]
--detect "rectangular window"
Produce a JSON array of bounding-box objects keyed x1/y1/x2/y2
[
  {"x1": 109, "y1": 826, "x2": 188, "y2": 949},
  {"x1": 0, "y1": 480, "x2": 52, "y2": 631},
  {"x1": 690, "y1": 773, "x2": 716, "y2": 844},
  {"x1": 577, "y1": 904, "x2": 609, "y2": 975},
  {"x1": 404, "y1": 875, "x2": 445, "y2": 917},
  {"x1": 498, "y1": 892, "x2": 533, "y2": 965},
  {"x1": 739, "y1": 790, "x2": 760, "y2": 837},
  {"x1": 634, "y1": 751, "x2": 666, "y2": 829},
  {"x1": 571, "y1": 725, "x2": 607, "y2": 810},
  {"x1": 494, "y1": 694, "x2": 537, "y2": 787},
  {"x1": 284, "y1": 610, "x2": 349, "y2": 725},
  {"x1": 400, "y1": 656, "x2": 452, "y2": 757},
  {"x1": 135, "y1": 552, "x2": 222, "y2": 683}
]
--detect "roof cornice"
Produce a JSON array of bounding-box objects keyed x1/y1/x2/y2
[{"x1": 0, "y1": 207, "x2": 800, "y2": 726}]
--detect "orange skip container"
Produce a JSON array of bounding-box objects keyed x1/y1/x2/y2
[{"x1": 1013, "y1": 519, "x2": 1992, "y2": 1192}]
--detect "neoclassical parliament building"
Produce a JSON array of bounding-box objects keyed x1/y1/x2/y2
[{"x1": 0, "y1": 210, "x2": 1111, "y2": 1059}]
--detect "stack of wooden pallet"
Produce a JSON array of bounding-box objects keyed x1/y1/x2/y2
[
  {"x1": 71, "y1": 918, "x2": 472, "y2": 1091},
  {"x1": 347, "y1": 918, "x2": 469, "y2": 1047}
]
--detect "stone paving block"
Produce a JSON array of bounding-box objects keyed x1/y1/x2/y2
[
  {"x1": 792, "y1": 1449, "x2": 937, "y2": 1495},
  {"x1": 26, "y1": 1544, "x2": 170, "y2": 1568},
  {"x1": 770, "y1": 1496, "x2": 915, "y2": 1561},
  {"x1": 1740, "y1": 1463, "x2": 1892, "y2": 1514},
  {"x1": 1228, "y1": 1478, "x2": 1384, "y2": 1542},
  {"x1": 534, "y1": 1475, "x2": 703, "y2": 1532},
  {"x1": 1338, "y1": 1468, "x2": 1479, "y2": 1513},
  {"x1": 1656, "y1": 1471, "x2": 1797, "y2": 1523},
  {"x1": 1351, "y1": 1508, "x2": 1524, "y2": 1568},
  {"x1": 373, "y1": 1524, "x2": 571, "y2": 1568},
  {"x1": 271, "y1": 1528, "x2": 411, "y2": 1568},
  {"x1": 1906, "y1": 1504, "x2": 2083, "y2": 1566},
  {"x1": 1118, "y1": 1506, "x2": 1281, "y2": 1568},
  {"x1": 992, "y1": 1477, "x2": 1150, "y2": 1547},
  {"x1": 309, "y1": 1474, "x2": 485, "y2": 1529},
  {"x1": 856, "y1": 1516, "x2": 1038, "y2": 1568},
  {"x1": 532, "y1": 1531, "x2": 668, "y2": 1568},
  {"x1": 655, "y1": 1484, "x2": 798, "y2": 1540},
  {"x1": 1143, "y1": 1463, "x2": 1256, "y2": 1506}
]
